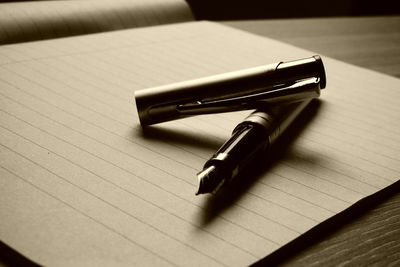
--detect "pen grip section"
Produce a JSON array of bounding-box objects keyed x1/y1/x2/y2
[{"x1": 205, "y1": 122, "x2": 270, "y2": 182}]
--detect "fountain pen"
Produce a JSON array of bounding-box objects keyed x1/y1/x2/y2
[{"x1": 196, "y1": 99, "x2": 313, "y2": 195}]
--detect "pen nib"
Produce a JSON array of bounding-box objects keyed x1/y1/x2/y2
[{"x1": 196, "y1": 165, "x2": 226, "y2": 195}]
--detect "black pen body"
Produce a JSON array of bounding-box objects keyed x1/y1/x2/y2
[{"x1": 196, "y1": 100, "x2": 311, "y2": 195}]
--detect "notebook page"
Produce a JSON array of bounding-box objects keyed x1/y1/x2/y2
[
  {"x1": 0, "y1": 21, "x2": 399, "y2": 266},
  {"x1": 0, "y1": 0, "x2": 194, "y2": 45}
]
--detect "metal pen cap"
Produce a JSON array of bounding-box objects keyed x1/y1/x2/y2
[{"x1": 135, "y1": 55, "x2": 326, "y2": 126}]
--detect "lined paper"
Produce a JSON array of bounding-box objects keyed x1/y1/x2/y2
[
  {"x1": 0, "y1": 21, "x2": 399, "y2": 266},
  {"x1": 0, "y1": 0, "x2": 194, "y2": 45}
]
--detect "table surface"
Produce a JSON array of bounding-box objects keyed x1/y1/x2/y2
[{"x1": 224, "y1": 16, "x2": 400, "y2": 266}]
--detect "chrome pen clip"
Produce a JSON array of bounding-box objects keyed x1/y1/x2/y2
[
  {"x1": 135, "y1": 55, "x2": 326, "y2": 126},
  {"x1": 177, "y1": 77, "x2": 321, "y2": 116}
]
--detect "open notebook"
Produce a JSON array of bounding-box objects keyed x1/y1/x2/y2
[{"x1": 1, "y1": 3, "x2": 400, "y2": 267}]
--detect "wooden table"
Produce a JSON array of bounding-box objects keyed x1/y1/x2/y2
[{"x1": 223, "y1": 16, "x2": 400, "y2": 266}]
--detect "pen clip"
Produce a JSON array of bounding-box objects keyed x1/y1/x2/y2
[{"x1": 177, "y1": 77, "x2": 321, "y2": 116}]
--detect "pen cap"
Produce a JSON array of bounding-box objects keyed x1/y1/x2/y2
[
  {"x1": 276, "y1": 55, "x2": 326, "y2": 89},
  {"x1": 135, "y1": 55, "x2": 326, "y2": 126}
]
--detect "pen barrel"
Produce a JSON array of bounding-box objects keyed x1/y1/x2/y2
[
  {"x1": 245, "y1": 99, "x2": 312, "y2": 145},
  {"x1": 135, "y1": 55, "x2": 325, "y2": 126},
  {"x1": 197, "y1": 99, "x2": 314, "y2": 194}
]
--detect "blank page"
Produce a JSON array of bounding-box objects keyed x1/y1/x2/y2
[
  {"x1": 0, "y1": 21, "x2": 399, "y2": 266},
  {"x1": 0, "y1": 0, "x2": 194, "y2": 45}
]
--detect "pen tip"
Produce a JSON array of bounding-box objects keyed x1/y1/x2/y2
[{"x1": 196, "y1": 165, "x2": 226, "y2": 195}]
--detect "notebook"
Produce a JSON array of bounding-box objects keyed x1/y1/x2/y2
[{"x1": 1, "y1": 1, "x2": 400, "y2": 266}]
